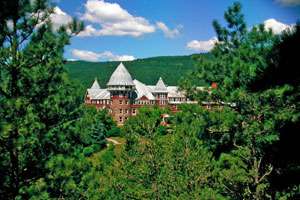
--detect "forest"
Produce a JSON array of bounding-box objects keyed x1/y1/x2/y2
[
  {"x1": 65, "y1": 55, "x2": 204, "y2": 91},
  {"x1": 0, "y1": 0, "x2": 299, "y2": 199}
]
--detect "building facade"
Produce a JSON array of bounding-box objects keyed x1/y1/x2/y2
[{"x1": 84, "y1": 62, "x2": 196, "y2": 125}]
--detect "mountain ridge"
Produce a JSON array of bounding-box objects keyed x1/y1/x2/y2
[{"x1": 65, "y1": 54, "x2": 207, "y2": 90}]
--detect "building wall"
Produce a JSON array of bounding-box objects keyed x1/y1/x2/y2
[{"x1": 110, "y1": 95, "x2": 132, "y2": 125}]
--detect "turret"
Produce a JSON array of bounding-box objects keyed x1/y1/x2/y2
[
  {"x1": 107, "y1": 62, "x2": 135, "y2": 124},
  {"x1": 107, "y1": 62, "x2": 135, "y2": 93},
  {"x1": 90, "y1": 78, "x2": 101, "y2": 89},
  {"x1": 153, "y1": 77, "x2": 168, "y2": 105}
]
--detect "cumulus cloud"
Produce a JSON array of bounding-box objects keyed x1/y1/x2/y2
[
  {"x1": 263, "y1": 18, "x2": 293, "y2": 34},
  {"x1": 34, "y1": 6, "x2": 72, "y2": 31},
  {"x1": 50, "y1": 6, "x2": 73, "y2": 30},
  {"x1": 79, "y1": 0, "x2": 155, "y2": 37},
  {"x1": 186, "y1": 19, "x2": 292, "y2": 52},
  {"x1": 275, "y1": 0, "x2": 300, "y2": 6},
  {"x1": 186, "y1": 37, "x2": 218, "y2": 52},
  {"x1": 156, "y1": 22, "x2": 182, "y2": 38},
  {"x1": 71, "y1": 49, "x2": 135, "y2": 62}
]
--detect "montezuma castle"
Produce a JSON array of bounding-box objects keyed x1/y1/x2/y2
[{"x1": 84, "y1": 62, "x2": 197, "y2": 125}]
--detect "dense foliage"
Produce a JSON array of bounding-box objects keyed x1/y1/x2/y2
[
  {"x1": 180, "y1": 2, "x2": 300, "y2": 199},
  {"x1": 0, "y1": 0, "x2": 117, "y2": 199},
  {"x1": 65, "y1": 55, "x2": 208, "y2": 93}
]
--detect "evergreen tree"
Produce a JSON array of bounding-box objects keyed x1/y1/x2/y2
[
  {"x1": 182, "y1": 2, "x2": 300, "y2": 199},
  {"x1": 0, "y1": 0, "x2": 115, "y2": 198},
  {"x1": 101, "y1": 106, "x2": 220, "y2": 199}
]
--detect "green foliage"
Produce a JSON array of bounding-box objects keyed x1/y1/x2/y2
[
  {"x1": 181, "y1": 2, "x2": 300, "y2": 199},
  {"x1": 65, "y1": 54, "x2": 208, "y2": 94},
  {"x1": 101, "y1": 111, "x2": 221, "y2": 199},
  {"x1": 0, "y1": 0, "x2": 117, "y2": 199},
  {"x1": 23, "y1": 145, "x2": 117, "y2": 199},
  {"x1": 123, "y1": 106, "x2": 169, "y2": 138}
]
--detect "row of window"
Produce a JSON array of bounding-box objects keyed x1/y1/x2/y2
[
  {"x1": 109, "y1": 86, "x2": 133, "y2": 90},
  {"x1": 119, "y1": 116, "x2": 128, "y2": 123},
  {"x1": 169, "y1": 97, "x2": 186, "y2": 102},
  {"x1": 155, "y1": 94, "x2": 167, "y2": 99},
  {"x1": 110, "y1": 91, "x2": 132, "y2": 96},
  {"x1": 160, "y1": 100, "x2": 168, "y2": 105},
  {"x1": 119, "y1": 100, "x2": 129, "y2": 105},
  {"x1": 133, "y1": 100, "x2": 156, "y2": 105},
  {"x1": 116, "y1": 108, "x2": 137, "y2": 115},
  {"x1": 119, "y1": 108, "x2": 128, "y2": 114},
  {"x1": 91, "y1": 100, "x2": 111, "y2": 104},
  {"x1": 89, "y1": 98, "x2": 186, "y2": 105}
]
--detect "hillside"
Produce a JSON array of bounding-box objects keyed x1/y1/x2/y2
[{"x1": 65, "y1": 54, "x2": 206, "y2": 89}]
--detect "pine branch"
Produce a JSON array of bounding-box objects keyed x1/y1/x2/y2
[{"x1": 0, "y1": 87, "x2": 9, "y2": 98}]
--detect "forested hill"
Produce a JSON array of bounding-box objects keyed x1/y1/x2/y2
[{"x1": 65, "y1": 54, "x2": 207, "y2": 89}]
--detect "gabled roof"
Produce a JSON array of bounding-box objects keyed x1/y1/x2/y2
[
  {"x1": 167, "y1": 86, "x2": 186, "y2": 98},
  {"x1": 133, "y1": 79, "x2": 155, "y2": 100},
  {"x1": 87, "y1": 89, "x2": 110, "y2": 100},
  {"x1": 153, "y1": 77, "x2": 168, "y2": 93},
  {"x1": 90, "y1": 78, "x2": 101, "y2": 89},
  {"x1": 87, "y1": 78, "x2": 110, "y2": 100},
  {"x1": 107, "y1": 62, "x2": 135, "y2": 86}
]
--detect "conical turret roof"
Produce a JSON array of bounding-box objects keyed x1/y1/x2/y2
[
  {"x1": 154, "y1": 77, "x2": 168, "y2": 93},
  {"x1": 90, "y1": 78, "x2": 101, "y2": 89},
  {"x1": 107, "y1": 63, "x2": 134, "y2": 86}
]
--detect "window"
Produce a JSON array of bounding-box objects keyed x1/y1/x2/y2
[
  {"x1": 119, "y1": 116, "x2": 123, "y2": 122},
  {"x1": 125, "y1": 109, "x2": 128, "y2": 114},
  {"x1": 119, "y1": 109, "x2": 122, "y2": 114},
  {"x1": 132, "y1": 109, "x2": 136, "y2": 114},
  {"x1": 119, "y1": 100, "x2": 123, "y2": 105},
  {"x1": 125, "y1": 117, "x2": 128, "y2": 120}
]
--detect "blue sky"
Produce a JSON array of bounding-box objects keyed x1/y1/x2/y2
[{"x1": 51, "y1": 0, "x2": 300, "y2": 61}]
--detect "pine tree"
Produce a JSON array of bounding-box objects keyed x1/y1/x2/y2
[
  {"x1": 182, "y1": 2, "x2": 300, "y2": 199},
  {"x1": 0, "y1": 0, "x2": 88, "y2": 198}
]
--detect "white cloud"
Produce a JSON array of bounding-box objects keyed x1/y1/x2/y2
[
  {"x1": 186, "y1": 37, "x2": 218, "y2": 52},
  {"x1": 50, "y1": 6, "x2": 73, "y2": 30},
  {"x1": 79, "y1": 0, "x2": 155, "y2": 37},
  {"x1": 156, "y1": 22, "x2": 182, "y2": 38},
  {"x1": 186, "y1": 19, "x2": 292, "y2": 52},
  {"x1": 71, "y1": 49, "x2": 135, "y2": 62},
  {"x1": 72, "y1": 49, "x2": 99, "y2": 62},
  {"x1": 77, "y1": 25, "x2": 99, "y2": 37},
  {"x1": 263, "y1": 18, "x2": 293, "y2": 34},
  {"x1": 275, "y1": 0, "x2": 300, "y2": 6},
  {"x1": 67, "y1": 58, "x2": 78, "y2": 61}
]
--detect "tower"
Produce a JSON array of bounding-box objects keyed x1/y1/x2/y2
[
  {"x1": 153, "y1": 77, "x2": 168, "y2": 106},
  {"x1": 107, "y1": 63, "x2": 135, "y2": 124}
]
